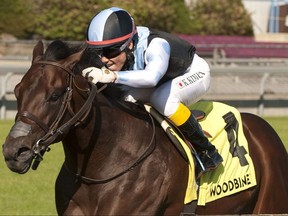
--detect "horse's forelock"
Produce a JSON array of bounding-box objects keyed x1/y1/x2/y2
[
  {"x1": 40, "y1": 40, "x2": 104, "y2": 75},
  {"x1": 43, "y1": 40, "x2": 80, "y2": 61}
]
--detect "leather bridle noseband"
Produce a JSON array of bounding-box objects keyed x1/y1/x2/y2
[
  {"x1": 16, "y1": 60, "x2": 97, "y2": 170},
  {"x1": 16, "y1": 60, "x2": 157, "y2": 183}
]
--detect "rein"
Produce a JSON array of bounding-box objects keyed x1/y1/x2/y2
[
  {"x1": 17, "y1": 60, "x2": 97, "y2": 170},
  {"x1": 17, "y1": 59, "x2": 157, "y2": 183}
]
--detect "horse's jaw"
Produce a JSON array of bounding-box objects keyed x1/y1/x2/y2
[{"x1": 4, "y1": 155, "x2": 33, "y2": 174}]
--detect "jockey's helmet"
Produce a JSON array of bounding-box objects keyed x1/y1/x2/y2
[{"x1": 86, "y1": 7, "x2": 137, "y2": 54}]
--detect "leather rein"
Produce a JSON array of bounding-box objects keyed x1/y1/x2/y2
[
  {"x1": 16, "y1": 60, "x2": 98, "y2": 170},
  {"x1": 16, "y1": 60, "x2": 156, "y2": 184}
]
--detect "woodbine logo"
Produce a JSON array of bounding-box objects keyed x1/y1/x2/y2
[{"x1": 210, "y1": 173, "x2": 252, "y2": 197}]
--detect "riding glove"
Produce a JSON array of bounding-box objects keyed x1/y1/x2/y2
[{"x1": 82, "y1": 67, "x2": 117, "y2": 84}]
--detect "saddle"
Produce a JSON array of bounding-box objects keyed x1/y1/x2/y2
[
  {"x1": 143, "y1": 104, "x2": 207, "y2": 163},
  {"x1": 102, "y1": 88, "x2": 257, "y2": 214},
  {"x1": 101, "y1": 84, "x2": 207, "y2": 162}
]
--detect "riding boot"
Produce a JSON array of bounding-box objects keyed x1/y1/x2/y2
[
  {"x1": 169, "y1": 103, "x2": 223, "y2": 175},
  {"x1": 178, "y1": 114, "x2": 223, "y2": 171}
]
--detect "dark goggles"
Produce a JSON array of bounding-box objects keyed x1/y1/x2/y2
[
  {"x1": 99, "y1": 46, "x2": 124, "y2": 59},
  {"x1": 98, "y1": 32, "x2": 135, "y2": 59}
]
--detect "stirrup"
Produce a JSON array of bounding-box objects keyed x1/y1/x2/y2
[{"x1": 195, "y1": 150, "x2": 223, "y2": 179}]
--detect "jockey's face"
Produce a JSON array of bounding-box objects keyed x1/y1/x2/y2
[
  {"x1": 100, "y1": 42, "x2": 133, "y2": 71},
  {"x1": 100, "y1": 51, "x2": 127, "y2": 71}
]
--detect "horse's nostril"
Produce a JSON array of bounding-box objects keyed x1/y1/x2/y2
[{"x1": 16, "y1": 147, "x2": 31, "y2": 160}]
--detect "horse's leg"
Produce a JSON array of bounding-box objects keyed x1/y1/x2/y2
[
  {"x1": 55, "y1": 164, "x2": 87, "y2": 215},
  {"x1": 161, "y1": 169, "x2": 189, "y2": 216},
  {"x1": 241, "y1": 113, "x2": 288, "y2": 213}
]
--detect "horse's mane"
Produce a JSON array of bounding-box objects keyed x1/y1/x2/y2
[
  {"x1": 43, "y1": 40, "x2": 148, "y2": 119},
  {"x1": 43, "y1": 40, "x2": 104, "y2": 76},
  {"x1": 43, "y1": 40, "x2": 84, "y2": 61},
  {"x1": 67, "y1": 43, "x2": 145, "y2": 118},
  {"x1": 73, "y1": 47, "x2": 105, "y2": 74}
]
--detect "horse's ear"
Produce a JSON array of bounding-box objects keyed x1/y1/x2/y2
[
  {"x1": 63, "y1": 48, "x2": 85, "y2": 69},
  {"x1": 32, "y1": 40, "x2": 44, "y2": 63}
]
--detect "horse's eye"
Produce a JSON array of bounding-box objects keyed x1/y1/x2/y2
[{"x1": 50, "y1": 93, "x2": 60, "y2": 101}]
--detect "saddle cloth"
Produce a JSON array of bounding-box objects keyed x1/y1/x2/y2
[
  {"x1": 145, "y1": 101, "x2": 257, "y2": 205},
  {"x1": 189, "y1": 101, "x2": 257, "y2": 206}
]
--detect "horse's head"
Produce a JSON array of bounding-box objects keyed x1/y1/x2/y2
[{"x1": 2, "y1": 40, "x2": 96, "y2": 174}]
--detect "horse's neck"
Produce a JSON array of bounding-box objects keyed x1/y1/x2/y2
[{"x1": 63, "y1": 94, "x2": 153, "y2": 176}]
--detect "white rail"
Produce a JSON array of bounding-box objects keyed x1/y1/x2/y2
[{"x1": 0, "y1": 61, "x2": 288, "y2": 119}]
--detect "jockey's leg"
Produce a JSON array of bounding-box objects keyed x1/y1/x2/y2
[{"x1": 169, "y1": 103, "x2": 223, "y2": 173}]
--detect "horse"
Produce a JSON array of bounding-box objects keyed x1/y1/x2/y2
[{"x1": 2, "y1": 40, "x2": 288, "y2": 215}]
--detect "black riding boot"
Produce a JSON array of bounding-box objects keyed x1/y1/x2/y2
[{"x1": 178, "y1": 114, "x2": 223, "y2": 174}]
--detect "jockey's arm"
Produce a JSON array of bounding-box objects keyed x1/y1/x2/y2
[{"x1": 115, "y1": 38, "x2": 170, "y2": 88}]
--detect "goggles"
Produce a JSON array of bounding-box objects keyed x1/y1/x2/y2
[
  {"x1": 98, "y1": 28, "x2": 136, "y2": 58},
  {"x1": 99, "y1": 46, "x2": 124, "y2": 59}
]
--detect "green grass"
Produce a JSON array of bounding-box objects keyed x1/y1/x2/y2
[
  {"x1": 0, "y1": 120, "x2": 63, "y2": 215},
  {"x1": 263, "y1": 116, "x2": 288, "y2": 148},
  {"x1": 0, "y1": 117, "x2": 288, "y2": 215}
]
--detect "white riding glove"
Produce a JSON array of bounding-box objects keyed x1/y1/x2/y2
[{"x1": 82, "y1": 67, "x2": 117, "y2": 84}]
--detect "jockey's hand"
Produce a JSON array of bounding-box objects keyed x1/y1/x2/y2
[{"x1": 82, "y1": 67, "x2": 117, "y2": 84}]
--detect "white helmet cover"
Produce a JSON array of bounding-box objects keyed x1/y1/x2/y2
[{"x1": 86, "y1": 7, "x2": 137, "y2": 49}]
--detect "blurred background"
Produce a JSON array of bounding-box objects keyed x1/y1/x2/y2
[
  {"x1": 1, "y1": 0, "x2": 288, "y2": 119},
  {"x1": 0, "y1": 1, "x2": 287, "y2": 214}
]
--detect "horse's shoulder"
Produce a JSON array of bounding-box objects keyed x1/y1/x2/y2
[{"x1": 100, "y1": 84, "x2": 149, "y2": 120}]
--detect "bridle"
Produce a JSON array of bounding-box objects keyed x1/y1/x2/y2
[
  {"x1": 16, "y1": 60, "x2": 98, "y2": 170},
  {"x1": 16, "y1": 59, "x2": 156, "y2": 183}
]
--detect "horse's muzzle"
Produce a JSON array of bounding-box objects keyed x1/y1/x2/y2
[{"x1": 2, "y1": 138, "x2": 34, "y2": 174}]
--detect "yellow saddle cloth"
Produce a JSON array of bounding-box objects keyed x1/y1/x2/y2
[
  {"x1": 144, "y1": 101, "x2": 257, "y2": 205},
  {"x1": 189, "y1": 101, "x2": 257, "y2": 206}
]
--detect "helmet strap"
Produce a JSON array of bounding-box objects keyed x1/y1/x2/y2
[
  {"x1": 121, "y1": 47, "x2": 134, "y2": 71},
  {"x1": 121, "y1": 32, "x2": 138, "y2": 71}
]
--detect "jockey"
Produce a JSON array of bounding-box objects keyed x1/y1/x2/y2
[{"x1": 82, "y1": 7, "x2": 223, "y2": 173}]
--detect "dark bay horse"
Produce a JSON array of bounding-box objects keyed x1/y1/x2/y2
[{"x1": 2, "y1": 40, "x2": 288, "y2": 215}]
